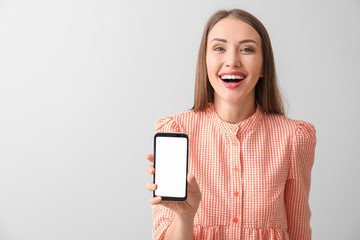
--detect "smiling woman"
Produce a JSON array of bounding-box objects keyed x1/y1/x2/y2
[
  {"x1": 145, "y1": 8, "x2": 316, "y2": 240},
  {"x1": 193, "y1": 9, "x2": 284, "y2": 118},
  {"x1": 205, "y1": 17, "x2": 264, "y2": 123}
]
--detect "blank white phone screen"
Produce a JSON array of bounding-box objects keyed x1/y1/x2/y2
[{"x1": 155, "y1": 136, "x2": 187, "y2": 198}]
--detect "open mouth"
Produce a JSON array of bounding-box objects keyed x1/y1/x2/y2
[{"x1": 219, "y1": 74, "x2": 245, "y2": 83}]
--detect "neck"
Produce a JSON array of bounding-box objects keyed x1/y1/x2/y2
[{"x1": 213, "y1": 97, "x2": 256, "y2": 124}]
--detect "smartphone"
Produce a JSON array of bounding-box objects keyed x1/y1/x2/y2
[{"x1": 153, "y1": 132, "x2": 189, "y2": 201}]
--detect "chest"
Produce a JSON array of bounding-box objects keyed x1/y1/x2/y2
[{"x1": 189, "y1": 129, "x2": 292, "y2": 191}]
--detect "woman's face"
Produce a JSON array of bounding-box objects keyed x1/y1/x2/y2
[{"x1": 206, "y1": 17, "x2": 263, "y2": 107}]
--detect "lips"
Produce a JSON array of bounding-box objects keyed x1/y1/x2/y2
[{"x1": 218, "y1": 71, "x2": 246, "y2": 89}]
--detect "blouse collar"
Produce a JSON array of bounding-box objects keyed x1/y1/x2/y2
[{"x1": 207, "y1": 103, "x2": 263, "y2": 135}]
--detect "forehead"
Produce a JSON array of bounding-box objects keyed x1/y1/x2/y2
[{"x1": 208, "y1": 17, "x2": 261, "y2": 43}]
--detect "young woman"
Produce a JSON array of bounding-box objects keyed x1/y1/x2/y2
[{"x1": 146, "y1": 9, "x2": 316, "y2": 240}]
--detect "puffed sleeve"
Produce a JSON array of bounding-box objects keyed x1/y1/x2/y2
[
  {"x1": 285, "y1": 121, "x2": 316, "y2": 240},
  {"x1": 152, "y1": 117, "x2": 181, "y2": 240},
  {"x1": 155, "y1": 116, "x2": 181, "y2": 133}
]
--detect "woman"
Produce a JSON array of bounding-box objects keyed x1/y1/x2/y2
[{"x1": 146, "y1": 8, "x2": 316, "y2": 240}]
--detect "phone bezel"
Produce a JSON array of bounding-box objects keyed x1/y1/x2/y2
[{"x1": 153, "y1": 132, "x2": 189, "y2": 201}]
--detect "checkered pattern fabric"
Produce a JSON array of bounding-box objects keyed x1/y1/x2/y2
[{"x1": 152, "y1": 104, "x2": 316, "y2": 240}]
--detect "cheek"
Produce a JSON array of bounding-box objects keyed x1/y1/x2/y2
[
  {"x1": 246, "y1": 56, "x2": 263, "y2": 75},
  {"x1": 206, "y1": 55, "x2": 220, "y2": 76},
  {"x1": 255, "y1": 55, "x2": 263, "y2": 72}
]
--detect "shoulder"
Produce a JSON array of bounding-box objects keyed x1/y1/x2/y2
[
  {"x1": 262, "y1": 112, "x2": 316, "y2": 144},
  {"x1": 155, "y1": 109, "x2": 205, "y2": 132}
]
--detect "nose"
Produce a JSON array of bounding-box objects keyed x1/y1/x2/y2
[{"x1": 225, "y1": 50, "x2": 241, "y2": 68}]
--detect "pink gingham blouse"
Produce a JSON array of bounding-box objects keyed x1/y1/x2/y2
[{"x1": 152, "y1": 104, "x2": 316, "y2": 240}]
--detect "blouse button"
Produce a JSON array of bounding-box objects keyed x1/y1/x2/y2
[
  {"x1": 234, "y1": 191, "x2": 240, "y2": 197},
  {"x1": 233, "y1": 218, "x2": 239, "y2": 223}
]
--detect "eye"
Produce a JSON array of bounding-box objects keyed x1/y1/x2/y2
[
  {"x1": 214, "y1": 47, "x2": 225, "y2": 52},
  {"x1": 241, "y1": 47, "x2": 254, "y2": 53}
]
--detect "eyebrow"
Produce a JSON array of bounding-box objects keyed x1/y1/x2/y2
[{"x1": 210, "y1": 38, "x2": 258, "y2": 46}]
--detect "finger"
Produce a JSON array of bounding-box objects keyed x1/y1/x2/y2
[
  {"x1": 146, "y1": 182, "x2": 157, "y2": 191},
  {"x1": 146, "y1": 154, "x2": 154, "y2": 163},
  {"x1": 146, "y1": 164, "x2": 155, "y2": 175},
  {"x1": 187, "y1": 172, "x2": 196, "y2": 184},
  {"x1": 149, "y1": 196, "x2": 162, "y2": 205},
  {"x1": 187, "y1": 173, "x2": 200, "y2": 192}
]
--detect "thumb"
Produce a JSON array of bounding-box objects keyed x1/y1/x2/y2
[{"x1": 187, "y1": 173, "x2": 200, "y2": 192}]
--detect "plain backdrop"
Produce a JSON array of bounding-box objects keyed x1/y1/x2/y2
[{"x1": 0, "y1": 0, "x2": 359, "y2": 239}]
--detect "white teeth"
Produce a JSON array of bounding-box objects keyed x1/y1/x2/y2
[{"x1": 220, "y1": 75, "x2": 244, "y2": 80}]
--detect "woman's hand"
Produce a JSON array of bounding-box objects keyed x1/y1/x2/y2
[{"x1": 146, "y1": 154, "x2": 202, "y2": 220}]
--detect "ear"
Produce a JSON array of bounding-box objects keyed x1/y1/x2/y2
[{"x1": 260, "y1": 69, "x2": 264, "y2": 78}]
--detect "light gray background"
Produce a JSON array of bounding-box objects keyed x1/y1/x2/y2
[{"x1": 0, "y1": 0, "x2": 359, "y2": 239}]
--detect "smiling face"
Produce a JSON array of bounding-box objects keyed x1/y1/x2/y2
[{"x1": 206, "y1": 17, "x2": 263, "y2": 107}]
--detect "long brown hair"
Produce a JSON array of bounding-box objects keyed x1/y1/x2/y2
[{"x1": 192, "y1": 9, "x2": 284, "y2": 115}]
